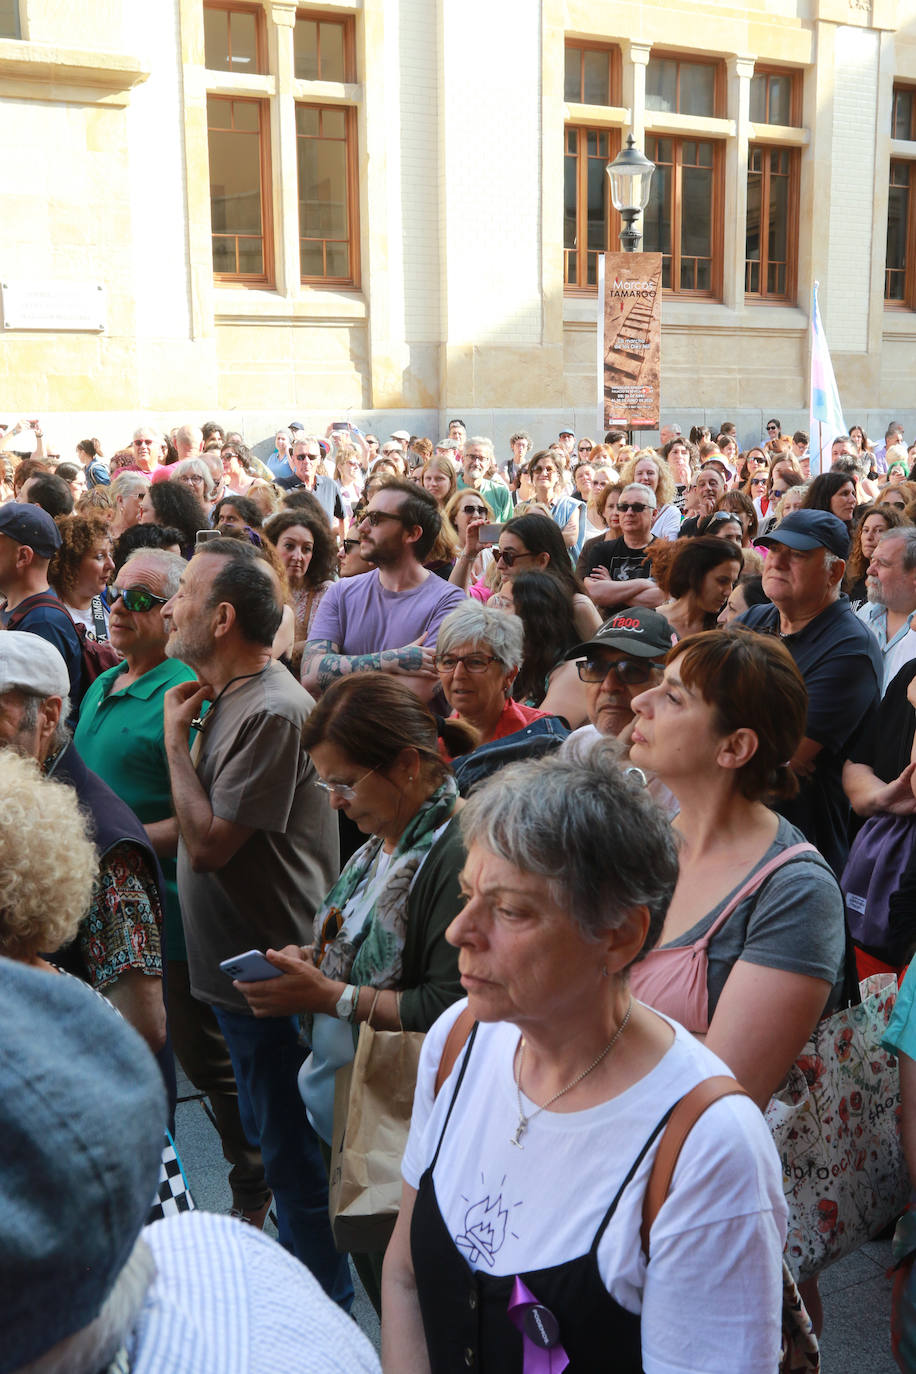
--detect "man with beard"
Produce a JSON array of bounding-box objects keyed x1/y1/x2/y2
[
  {"x1": 161, "y1": 538, "x2": 346, "y2": 1304},
  {"x1": 302, "y1": 478, "x2": 465, "y2": 700}
]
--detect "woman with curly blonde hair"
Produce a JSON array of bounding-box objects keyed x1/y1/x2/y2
[
  {"x1": 619, "y1": 448, "x2": 681, "y2": 540},
  {"x1": 0, "y1": 750, "x2": 97, "y2": 965}
]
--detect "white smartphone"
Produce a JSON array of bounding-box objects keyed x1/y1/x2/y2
[
  {"x1": 478, "y1": 523, "x2": 503, "y2": 545},
  {"x1": 219, "y1": 950, "x2": 283, "y2": 982}
]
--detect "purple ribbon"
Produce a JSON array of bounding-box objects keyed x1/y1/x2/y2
[{"x1": 507, "y1": 1276, "x2": 570, "y2": 1374}]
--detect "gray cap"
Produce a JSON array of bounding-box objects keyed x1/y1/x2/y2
[
  {"x1": 0, "y1": 957, "x2": 165, "y2": 1371},
  {"x1": 0, "y1": 633, "x2": 70, "y2": 698},
  {"x1": 390, "y1": 429, "x2": 410, "y2": 441}
]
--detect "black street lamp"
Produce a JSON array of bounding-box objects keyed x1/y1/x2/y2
[{"x1": 606, "y1": 134, "x2": 656, "y2": 253}]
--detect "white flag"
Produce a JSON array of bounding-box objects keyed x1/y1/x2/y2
[{"x1": 808, "y1": 281, "x2": 846, "y2": 477}]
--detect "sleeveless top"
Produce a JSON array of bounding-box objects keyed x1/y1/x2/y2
[{"x1": 410, "y1": 1024, "x2": 677, "y2": 1373}]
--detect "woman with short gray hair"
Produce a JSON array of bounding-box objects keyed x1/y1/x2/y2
[
  {"x1": 170, "y1": 456, "x2": 216, "y2": 503},
  {"x1": 434, "y1": 602, "x2": 551, "y2": 757},
  {"x1": 382, "y1": 748, "x2": 787, "y2": 1371}
]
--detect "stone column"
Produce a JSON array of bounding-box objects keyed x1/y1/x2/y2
[
  {"x1": 268, "y1": 1, "x2": 299, "y2": 299},
  {"x1": 725, "y1": 55, "x2": 755, "y2": 311}
]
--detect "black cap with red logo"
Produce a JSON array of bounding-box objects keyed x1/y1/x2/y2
[{"x1": 564, "y1": 607, "x2": 677, "y2": 662}]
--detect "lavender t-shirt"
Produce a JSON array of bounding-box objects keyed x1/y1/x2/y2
[{"x1": 309, "y1": 569, "x2": 466, "y2": 655}]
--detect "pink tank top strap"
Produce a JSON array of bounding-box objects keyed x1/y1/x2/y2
[{"x1": 693, "y1": 842, "x2": 819, "y2": 951}]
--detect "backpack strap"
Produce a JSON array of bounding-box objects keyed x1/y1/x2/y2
[
  {"x1": 694, "y1": 843, "x2": 820, "y2": 951},
  {"x1": 434, "y1": 1006, "x2": 476, "y2": 1098},
  {"x1": 640, "y1": 1075, "x2": 749, "y2": 1256},
  {"x1": 6, "y1": 591, "x2": 72, "y2": 630}
]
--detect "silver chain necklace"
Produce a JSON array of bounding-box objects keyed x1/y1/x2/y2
[{"x1": 510, "y1": 999, "x2": 633, "y2": 1148}]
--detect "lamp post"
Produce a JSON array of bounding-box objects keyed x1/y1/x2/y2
[{"x1": 606, "y1": 134, "x2": 656, "y2": 253}]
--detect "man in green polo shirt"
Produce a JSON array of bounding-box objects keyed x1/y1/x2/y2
[
  {"x1": 74, "y1": 547, "x2": 271, "y2": 1227},
  {"x1": 456, "y1": 436, "x2": 514, "y2": 523}
]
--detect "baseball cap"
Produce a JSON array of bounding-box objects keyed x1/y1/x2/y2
[
  {"x1": 0, "y1": 957, "x2": 165, "y2": 1371},
  {"x1": 390, "y1": 429, "x2": 410, "y2": 442},
  {"x1": 288, "y1": 420, "x2": 305, "y2": 432},
  {"x1": 564, "y1": 608, "x2": 677, "y2": 662},
  {"x1": 755, "y1": 509, "x2": 850, "y2": 560},
  {"x1": 0, "y1": 634, "x2": 69, "y2": 698},
  {"x1": 704, "y1": 455, "x2": 737, "y2": 482},
  {"x1": 559, "y1": 426, "x2": 575, "y2": 437},
  {"x1": 0, "y1": 502, "x2": 61, "y2": 558}
]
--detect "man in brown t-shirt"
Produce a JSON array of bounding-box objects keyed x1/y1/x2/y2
[{"x1": 162, "y1": 538, "x2": 349, "y2": 1307}]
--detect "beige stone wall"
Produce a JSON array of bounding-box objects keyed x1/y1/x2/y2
[{"x1": 2, "y1": 0, "x2": 916, "y2": 443}]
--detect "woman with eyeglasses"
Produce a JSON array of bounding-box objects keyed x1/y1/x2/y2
[
  {"x1": 738, "y1": 446, "x2": 768, "y2": 488},
  {"x1": 576, "y1": 436, "x2": 595, "y2": 461},
  {"x1": 443, "y1": 487, "x2": 495, "y2": 594},
  {"x1": 756, "y1": 466, "x2": 804, "y2": 535},
  {"x1": 877, "y1": 481, "x2": 916, "y2": 515},
  {"x1": 171, "y1": 458, "x2": 217, "y2": 506},
  {"x1": 234, "y1": 674, "x2": 468, "y2": 1312},
  {"x1": 485, "y1": 513, "x2": 601, "y2": 638},
  {"x1": 434, "y1": 601, "x2": 552, "y2": 755}
]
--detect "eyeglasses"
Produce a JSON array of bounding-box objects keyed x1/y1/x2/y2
[
  {"x1": 751, "y1": 476, "x2": 768, "y2": 487},
  {"x1": 314, "y1": 765, "x2": 378, "y2": 801},
  {"x1": 617, "y1": 501, "x2": 650, "y2": 514},
  {"x1": 766, "y1": 424, "x2": 779, "y2": 432},
  {"x1": 460, "y1": 505, "x2": 488, "y2": 517},
  {"x1": 133, "y1": 437, "x2": 156, "y2": 447},
  {"x1": 436, "y1": 653, "x2": 499, "y2": 673},
  {"x1": 361, "y1": 510, "x2": 405, "y2": 528},
  {"x1": 178, "y1": 474, "x2": 205, "y2": 486},
  {"x1": 577, "y1": 444, "x2": 593, "y2": 453},
  {"x1": 577, "y1": 657, "x2": 661, "y2": 685},
  {"x1": 341, "y1": 538, "x2": 361, "y2": 553},
  {"x1": 107, "y1": 585, "x2": 169, "y2": 613},
  {"x1": 532, "y1": 468, "x2": 557, "y2": 479},
  {"x1": 493, "y1": 547, "x2": 530, "y2": 567}
]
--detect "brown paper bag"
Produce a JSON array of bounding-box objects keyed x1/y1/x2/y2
[{"x1": 328, "y1": 1022, "x2": 425, "y2": 1254}]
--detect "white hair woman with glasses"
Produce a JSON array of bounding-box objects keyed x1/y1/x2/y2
[
  {"x1": 381, "y1": 750, "x2": 787, "y2": 1372},
  {"x1": 171, "y1": 457, "x2": 217, "y2": 505},
  {"x1": 235, "y1": 674, "x2": 470, "y2": 1313},
  {"x1": 435, "y1": 602, "x2": 551, "y2": 757}
]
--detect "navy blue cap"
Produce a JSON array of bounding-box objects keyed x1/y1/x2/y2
[
  {"x1": 0, "y1": 501, "x2": 60, "y2": 559},
  {"x1": 755, "y1": 509, "x2": 849, "y2": 560}
]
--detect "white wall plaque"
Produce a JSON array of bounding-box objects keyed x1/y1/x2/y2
[{"x1": 1, "y1": 280, "x2": 106, "y2": 332}]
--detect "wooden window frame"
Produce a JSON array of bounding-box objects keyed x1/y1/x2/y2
[
  {"x1": 645, "y1": 134, "x2": 724, "y2": 298},
  {"x1": 563, "y1": 41, "x2": 621, "y2": 107},
  {"x1": 885, "y1": 159, "x2": 916, "y2": 308},
  {"x1": 749, "y1": 66, "x2": 802, "y2": 129},
  {"x1": 203, "y1": 1, "x2": 267, "y2": 76},
  {"x1": 563, "y1": 125, "x2": 621, "y2": 294},
  {"x1": 208, "y1": 94, "x2": 274, "y2": 286},
  {"x1": 892, "y1": 83, "x2": 916, "y2": 142},
  {"x1": 645, "y1": 53, "x2": 725, "y2": 119},
  {"x1": 294, "y1": 8, "x2": 357, "y2": 84},
  {"x1": 745, "y1": 143, "x2": 800, "y2": 304},
  {"x1": 296, "y1": 102, "x2": 360, "y2": 288}
]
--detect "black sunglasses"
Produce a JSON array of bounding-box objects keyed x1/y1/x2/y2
[
  {"x1": 107, "y1": 585, "x2": 169, "y2": 613},
  {"x1": 341, "y1": 538, "x2": 361, "y2": 553},
  {"x1": 577, "y1": 657, "x2": 661, "y2": 685},
  {"x1": 617, "y1": 501, "x2": 650, "y2": 514},
  {"x1": 493, "y1": 548, "x2": 530, "y2": 567}
]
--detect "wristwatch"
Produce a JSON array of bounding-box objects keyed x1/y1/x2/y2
[{"x1": 335, "y1": 984, "x2": 360, "y2": 1022}]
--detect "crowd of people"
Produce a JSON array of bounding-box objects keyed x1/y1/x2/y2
[{"x1": 3, "y1": 409, "x2": 916, "y2": 1371}]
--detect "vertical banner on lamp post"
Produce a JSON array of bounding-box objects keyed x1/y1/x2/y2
[{"x1": 602, "y1": 252, "x2": 662, "y2": 431}]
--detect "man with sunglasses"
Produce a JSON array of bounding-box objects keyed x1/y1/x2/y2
[
  {"x1": 581, "y1": 482, "x2": 665, "y2": 611},
  {"x1": 302, "y1": 477, "x2": 465, "y2": 701},
  {"x1": 277, "y1": 437, "x2": 346, "y2": 537},
  {"x1": 562, "y1": 609, "x2": 674, "y2": 744}
]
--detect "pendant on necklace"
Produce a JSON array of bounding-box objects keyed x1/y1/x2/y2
[{"x1": 510, "y1": 1117, "x2": 528, "y2": 1148}]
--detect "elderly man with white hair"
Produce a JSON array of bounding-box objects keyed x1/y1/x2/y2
[{"x1": 581, "y1": 481, "x2": 665, "y2": 610}]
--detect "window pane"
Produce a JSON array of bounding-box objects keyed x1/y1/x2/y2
[
  {"x1": 0, "y1": 0, "x2": 20, "y2": 37},
  {"x1": 319, "y1": 22, "x2": 346, "y2": 81},
  {"x1": 646, "y1": 58, "x2": 677, "y2": 113},
  {"x1": 209, "y1": 128, "x2": 263, "y2": 235},
  {"x1": 564, "y1": 149, "x2": 578, "y2": 251},
  {"x1": 749, "y1": 74, "x2": 767, "y2": 124},
  {"x1": 893, "y1": 89, "x2": 914, "y2": 141},
  {"x1": 583, "y1": 49, "x2": 610, "y2": 105},
  {"x1": 564, "y1": 46, "x2": 580, "y2": 102},
  {"x1": 326, "y1": 242, "x2": 349, "y2": 278},
  {"x1": 643, "y1": 162, "x2": 671, "y2": 256},
  {"x1": 566, "y1": 250, "x2": 577, "y2": 283},
  {"x1": 768, "y1": 74, "x2": 791, "y2": 125},
  {"x1": 681, "y1": 164, "x2": 712, "y2": 266},
  {"x1": 322, "y1": 107, "x2": 346, "y2": 140},
  {"x1": 233, "y1": 99, "x2": 259, "y2": 132},
  {"x1": 296, "y1": 105, "x2": 319, "y2": 137},
  {"x1": 586, "y1": 154, "x2": 606, "y2": 249},
  {"x1": 679, "y1": 62, "x2": 715, "y2": 117},
  {"x1": 207, "y1": 94, "x2": 231, "y2": 130},
  {"x1": 294, "y1": 19, "x2": 319, "y2": 80},
  {"x1": 768, "y1": 170, "x2": 788, "y2": 267},
  {"x1": 229, "y1": 11, "x2": 258, "y2": 70},
  {"x1": 746, "y1": 166, "x2": 762, "y2": 268},
  {"x1": 204, "y1": 7, "x2": 230, "y2": 70},
  {"x1": 212, "y1": 238, "x2": 235, "y2": 274},
  {"x1": 654, "y1": 137, "x2": 673, "y2": 166},
  {"x1": 237, "y1": 238, "x2": 264, "y2": 275},
  {"x1": 301, "y1": 242, "x2": 325, "y2": 277},
  {"x1": 887, "y1": 181, "x2": 909, "y2": 293}
]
